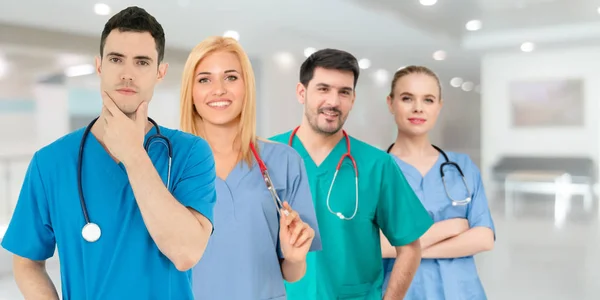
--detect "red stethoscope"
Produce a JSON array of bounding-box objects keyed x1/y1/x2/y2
[
  {"x1": 249, "y1": 142, "x2": 290, "y2": 217},
  {"x1": 288, "y1": 126, "x2": 359, "y2": 220}
]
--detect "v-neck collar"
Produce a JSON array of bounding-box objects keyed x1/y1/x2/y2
[
  {"x1": 289, "y1": 133, "x2": 349, "y2": 173},
  {"x1": 84, "y1": 125, "x2": 160, "y2": 174},
  {"x1": 395, "y1": 153, "x2": 444, "y2": 181}
]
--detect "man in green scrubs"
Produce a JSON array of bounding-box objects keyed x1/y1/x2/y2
[{"x1": 269, "y1": 48, "x2": 434, "y2": 299}]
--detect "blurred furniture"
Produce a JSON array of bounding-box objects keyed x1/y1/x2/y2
[{"x1": 492, "y1": 156, "x2": 596, "y2": 218}]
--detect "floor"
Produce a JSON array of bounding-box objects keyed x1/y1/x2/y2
[{"x1": 0, "y1": 192, "x2": 598, "y2": 300}]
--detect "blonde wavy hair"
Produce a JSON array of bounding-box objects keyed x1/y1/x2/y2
[{"x1": 179, "y1": 36, "x2": 257, "y2": 167}]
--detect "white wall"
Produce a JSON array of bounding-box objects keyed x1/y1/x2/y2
[{"x1": 480, "y1": 47, "x2": 600, "y2": 182}]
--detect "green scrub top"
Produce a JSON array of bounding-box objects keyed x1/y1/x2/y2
[{"x1": 269, "y1": 130, "x2": 433, "y2": 300}]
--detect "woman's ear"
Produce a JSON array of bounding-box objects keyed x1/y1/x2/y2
[{"x1": 386, "y1": 95, "x2": 394, "y2": 114}]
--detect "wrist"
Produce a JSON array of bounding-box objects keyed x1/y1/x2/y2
[
  {"x1": 122, "y1": 148, "x2": 148, "y2": 168},
  {"x1": 283, "y1": 256, "x2": 307, "y2": 265}
]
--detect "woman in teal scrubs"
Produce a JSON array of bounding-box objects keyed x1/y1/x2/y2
[
  {"x1": 179, "y1": 36, "x2": 322, "y2": 300},
  {"x1": 381, "y1": 65, "x2": 496, "y2": 299}
]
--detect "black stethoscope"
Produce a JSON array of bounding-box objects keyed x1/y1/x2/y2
[
  {"x1": 78, "y1": 116, "x2": 173, "y2": 243},
  {"x1": 386, "y1": 143, "x2": 471, "y2": 206}
]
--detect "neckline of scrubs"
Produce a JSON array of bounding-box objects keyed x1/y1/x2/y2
[
  {"x1": 394, "y1": 153, "x2": 444, "y2": 184},
  {"x1": 288, "y1": 134, "x2": 348, "y2": 174},
  {"x1": 84, "y1": 125, "x2": 160, "y2": 175}
]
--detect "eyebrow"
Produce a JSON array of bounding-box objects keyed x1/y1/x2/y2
[
  {"x1": 196, "y1": 69, "x2": 240, "y2": 76},
  {"x1": 106, "y1": 51, "x2": 153, "y2": 62},
  {"x1": 398, "y1": 91, "x2": 437, "y2": 99},
  {"x1": 315, "y1": 82, "x2": 353, "y2": 92}
]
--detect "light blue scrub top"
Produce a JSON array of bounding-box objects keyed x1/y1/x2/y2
[
  {"x1": 1, "y1": 125, "x2": 217, "y2": 300},
  {"x1": 192, "y1": 140, "x2": 322, "y2": 300},
  {"x1": 382, "y1": 151, "x2": 496, "y2": 300}
]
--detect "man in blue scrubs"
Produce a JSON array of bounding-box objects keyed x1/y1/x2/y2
[{"x1": 1, "y1": 6, "x2": 216, "y2": 299}]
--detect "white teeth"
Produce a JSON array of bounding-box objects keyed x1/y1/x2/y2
[
  {"x1": 208, "y1": 101, "x2": 231, "y2": 107},
  {"x1": 323, "y1": 111, "x2": 338, "y2": 116}
]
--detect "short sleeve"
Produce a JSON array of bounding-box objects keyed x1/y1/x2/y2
[
  {"x1": 465, "y1": 158, "x2": 496, "y2": 238},
  {"x1": 284, "y1": 153, "x2": 322, "y2": 253},
  {"x1": 172, "y1": 139, "x2": 217, "y2": 228},
  {"x1": 376, "y1": 156, "x2": 433, "y2": 246},
  {"x1": 1, "y1": 153, "x2": 56, "y2": 261}
]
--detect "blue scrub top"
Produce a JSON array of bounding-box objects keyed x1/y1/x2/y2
[
  {"x1": 1, "y1": 125, "x2": 217, "y2": 300},
  {"x1": 192, "y1": 139, "x2": 322, "y2": 300},
  {"x1": 382, "y1": 151, "x2": 496, "y2": 300}
]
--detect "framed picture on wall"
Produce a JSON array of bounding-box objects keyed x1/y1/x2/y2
[{"x1": 509, "y1": 78, "x2": 584, "y2": 127}]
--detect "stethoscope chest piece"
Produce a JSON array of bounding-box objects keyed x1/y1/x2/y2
[{"x1": 82, "y1": 222, "x2": 101, "y2": 243}]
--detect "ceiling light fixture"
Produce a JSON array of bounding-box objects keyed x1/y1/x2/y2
[
  {"x1": 433, "y1": 50, "x2": 446, "y2": 61},
  {"x1": 450, "y1": 77, "x2": 463, "y2": 88},
  {"x1": 461, "y1": 81, "x2": 474, "y2": 92},
  {"x1": 520, "y1": 42, "x2": 535, "y2": 52},
  {"x1": 304, "y1": 47, "x2": 317, "y2": 58},
  {"x1": 94, "y1": 3, "x2": 111, "y2": 16},
  {"x1": 65, "y1": 64, "x2": 95, "y2": 77},
  {"x1": 419, "y1": 0, "x2": 437, "y2": 6},
  {"x1": 358, "y1": 58, "x2": 371, "y2": 70},
  {"x1": 223, "y1": 30, "x2": 240, "y2": 41},
  {"x1": 274, "y1": 52, "x2": 295, "y2": 70},
  {"x1": 373, "y1": 69, "x2": 389, "y2": 86},
  {"x1": 465, "y1": 20, "x2": 482, "y2": 31}
]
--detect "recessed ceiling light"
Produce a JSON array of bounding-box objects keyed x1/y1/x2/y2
[
  {"x1": 420, "y1": 0, "x2": 437, "y2": 6},
  {"x1": 373, "y1": 69, "x2": 389, "y2": 85},
  {"x1": 94, "y1": 3, "x2": 111, "y2": 16},
  {"x1": 65, "y1": 64, "x2": 95, "y2": 77},
  {"x1": 465, "y1": 20, "x2": 482, "y2": 31},
  {"x1": 450, "y1": 77, "x2": 463, "y2": 87},
  {"x1": 520, "y1": 42, "x2": 535, "y2": 52},
  {"x1": 597, "y1": 6, "x2": 600, "y2": 14},
  {"x1": 358, "y1": 58, "x2": 371, "y2": 70},
  {"x1": 274, "y1": 52, "x2": 295, "y2": 70},
  {"x1": 223, "y1": 30, "x2": 240, "y2": 41},
  {"x1": 304, "y1": 47, "x2": 316, "y2": 58},
  {"x1": 461, "y1": 81, "x2": 474, "y2": 92},
  {"x1": 433, "y1": 50, "x2": 446, "y2": 61}
]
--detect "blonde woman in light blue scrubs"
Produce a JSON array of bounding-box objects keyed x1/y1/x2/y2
[
  {"x1": 381, "y1": 65, "x2": 496, "y2": 299},
  {"x1": 179, "y1": 36, "x2": 322, "y2": 300}
]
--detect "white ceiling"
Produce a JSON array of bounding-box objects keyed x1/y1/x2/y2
[{"x1": 1, "y1": 0, "x2": 599, "y2": 99}]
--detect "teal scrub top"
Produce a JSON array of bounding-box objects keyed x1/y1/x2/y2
[
  {"x1": 383, "y1": 151, "x2": 496, "y2": 300},
  {"x1": 270, "y1": 130, "x2": 433, "y2": 300},
  {"x1": 1, "y1": 125, "x2": 217, "y2": 300}
]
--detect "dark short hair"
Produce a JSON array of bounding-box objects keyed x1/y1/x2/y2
[
  {"x1": 99, "y1": 6, "x2": 165, "y2": 63},
  {"x1": 299, "y1": 48, "x2": 360, "y2": 88}
]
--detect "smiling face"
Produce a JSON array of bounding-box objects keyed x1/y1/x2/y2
[
  {"x1": 387, "y1": 72, "x2": 442, "y2": 137},
  {"x1": 95, "y1": 29, "x2": 167, "y2": 116},
  {"x1": 192, "y1": 51, "x2": 246, "y2": 128},
  {"x1": 298, "y1": 67, "x2": 356, "y2": 135}
]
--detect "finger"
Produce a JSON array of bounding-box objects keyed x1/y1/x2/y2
[
  {"x1": 285, "y1": 210, "x2": 299, "y2": 226},
  {"x1": 102, "y1": 91, "x2": 121, "y2": 116},
  {"x1": 294, "y1": 228, "x2": 313, "y2": 248},
  {"x1": 279, "y1": 211, "x2": 288, "y2": 234},
  {"x1": 135, "y1": 102, "x2": 148, "y2": 128},
  {"x1": 102, "y1": 106, "x2": 112, "y2": 124},
  {"x1": 289, "y1": 222, "x2": 306, "y2": 245}
]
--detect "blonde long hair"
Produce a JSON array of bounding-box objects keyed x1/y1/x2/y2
[{"x1": 179, "y1": 36, "x2": 257, "y2": 167}]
